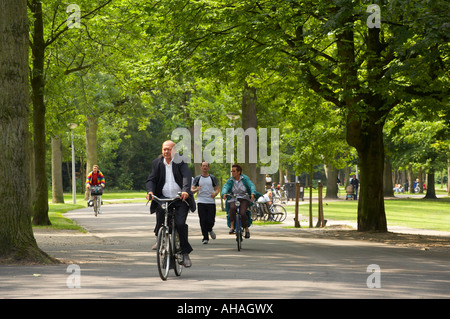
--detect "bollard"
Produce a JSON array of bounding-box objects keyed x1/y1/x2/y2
[{"x1": 294, "y1": 183, "x2": 301, "y2": 228}]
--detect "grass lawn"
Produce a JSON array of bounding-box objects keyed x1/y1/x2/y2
[
  {"x1": 33, "y1": 203, "x2": 86, "y2": 231},
  {"x1": 37, "y1": 191, "x2": 147, "y2": 231},
  {"x1": 60, "y1": 191, "x2": 146, "y2": 204},
  {"x1": 286, "y1": 198, "x2": 450, "y2": 232}
]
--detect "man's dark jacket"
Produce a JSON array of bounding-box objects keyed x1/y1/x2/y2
[{"x1": 145, "y1": 155, "x2": 196, "y2": 213}]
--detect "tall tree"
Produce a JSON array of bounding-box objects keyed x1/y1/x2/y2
[
  {"x1": 28, "y1": 0, "x2": 113, "y2": 225},
  {"x1": 29, "y1": 0, "x2": 51, "y2": 225},
  {"x1": 0, "y1": 0, "x2": 56, "y2": 263}
]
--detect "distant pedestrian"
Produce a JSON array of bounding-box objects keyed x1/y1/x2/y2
[
  {"x1": 265, "y1": 174, "x2": 272, "y2": 189},
  {"x1": 350, "y1": 175, "x2": 359, "y2": 200},
  {"x1": 192, "y1": 162, "x2": 219, "y2": 244}
]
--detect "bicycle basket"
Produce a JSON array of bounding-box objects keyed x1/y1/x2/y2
[{"x1": 90, "y1": 186, "x2": 103, "y2": 195}]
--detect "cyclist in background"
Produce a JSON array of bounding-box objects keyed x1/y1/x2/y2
[
  {"x1": 86, "y1": 164, "x2": 106, "y2": 213},
  {"x1": 222, "y1": 164, "x2": 256, "y2": 239}
]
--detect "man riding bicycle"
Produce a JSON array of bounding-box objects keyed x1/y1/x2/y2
[
  {"x1": 145, "y1": 140, "x2": 196, "y2": 268},
  {"x1": 86, "y1": 164, "x2": 105, "y2": 214}
]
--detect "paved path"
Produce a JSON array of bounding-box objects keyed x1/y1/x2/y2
[{"x1": 0, "y1": 203, "x2": 449, "y2": 300}]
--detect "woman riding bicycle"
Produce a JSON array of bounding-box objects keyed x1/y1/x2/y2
[{"x1": 222, "y1": 164, "x2": 257, "y2": 239}]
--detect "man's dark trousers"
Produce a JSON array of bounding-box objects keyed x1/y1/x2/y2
[{"x1": 197, "y1": 203, "x2": 216, "y2": 240}]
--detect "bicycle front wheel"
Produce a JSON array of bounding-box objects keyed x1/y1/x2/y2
[
  {"x1": 93, "y1": 196, "x2": 98, "y2": 216},
  {"x1": 172, "y1": 228, "x2": 183, "y2": 276},
  {"x1": 236, "y1": 213, "x2": 242, "y2": 251},
  {"x1": 156, "y1": 226, "x2": 170, "y2": 281}
]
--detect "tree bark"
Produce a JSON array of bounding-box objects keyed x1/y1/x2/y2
[
  {"x1": 348, "y1": 119, "x2": 387, "y2": 232},
  {"x1": 408, "y1": 165, "x2": 414, "y2": 194},
  {"x1": 418, "y1": 168, "x2": 424, "y2": 194},
  {"x1": 448, "y1": 159, "x2": 450, "y2": 196},
  {"x1": 0, "y1": 0, "x2": 57, "y2": 263},
  {"x1": 344, "y1": 165, "x2": 350, "y2": 187},
  {"x1": 424, "y1": 172, "x2": 437, "y2": 199},
  {"x1": 30, "y1": 0, "x2": 50, "y2": 225},
  {"x1": 383, "y1": 158, "x2": 394, "y2": 197},
  {"x1": 325, "y1": 163, "x2": 338, "y2": 199},
  {"x1": 51, "y1": 136, "x2": 65, "y2": 203},
  {"x1": 241, "y1": 81, "x2": 259, "y2": 188}
]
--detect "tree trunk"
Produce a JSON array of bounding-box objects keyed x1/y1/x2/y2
[
  {"x1": 0, "y1": 0, "x2": 57, "y2": 263},
  {"x1": 418, "y1": 168, "x2": 424, "y2": 194},
  {"x1": 51, "y1": 136, "x2": 65, "y2": 203},
  {"x1": 344, "y1": 165, "x2": 350, "y2": 187},
  {"x1": 347, "y1": 116, "x2": 387, "y2": 232},
  {"x1": 30, "y1": 0, "x2": 50, "y2": 226},
  {"x1": 308, "y1": 165, "x2": 313, "y2": 228},
  {"x1": 408, "y1": 165, "x2": 414, "y2": 194},
  {"x1": 424, "y1": 172, "x2": 437, "y2": 199},
  {"x1": 325, "y1": 163, "x2": 338, "y2": 199},
  {"x1": 448, "y1": 159, "x2": 450, "y2": 196},
  {"x1": 85, "y1": 115, "x2": 98, "y2": 199},
  {"x1": 241, "y1": 81, "x2": 258, "y2": 188},
  {"x1": 383, "y1": 158, "x2": 394, "y2": 197}
]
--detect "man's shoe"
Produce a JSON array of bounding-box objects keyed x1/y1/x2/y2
[
  {"x1": 152, "y1": 242, "x2": 157, "y2": 250},
  {"x1": 209, "y1": 230, "x2": 216, "y2": 240},
  {"x1": 229, "y1": 228, "x2": 235, "y2": 235},
  {"x1": 182, "y1": 254, "x2": 192, "y2": 267},
  {"x1": 202, "y1": 239, "x2": 208, "y2": 244},
  {"x1": 245, "y1": 231, "x2": 250, "y2": 239}
]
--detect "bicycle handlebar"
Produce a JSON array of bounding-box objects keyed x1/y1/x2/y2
[
  {"x1": 150, "y1": 194, "x2": 181, "y2": 203},
  {"x1": 147, "y1": 192, "x2": 189, "y2": 208}
]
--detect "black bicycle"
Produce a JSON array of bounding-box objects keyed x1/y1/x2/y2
[
  {"x1": 225, "y1": 193, "x2": 250, "y2": 251},
  {"x1": 149, "y1": 194, "x2": 184, "y2": 281}
]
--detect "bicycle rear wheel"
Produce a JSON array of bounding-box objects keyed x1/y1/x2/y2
[
  {"x1": 250, "y1": 205, "x2": 259, "y2": 221},
  {"x1": 172, "y1": 228, "x2": 183, "y2": 276},
  {"x1": 156, "y1": 226, "x2": 170, "y2": 281}
]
